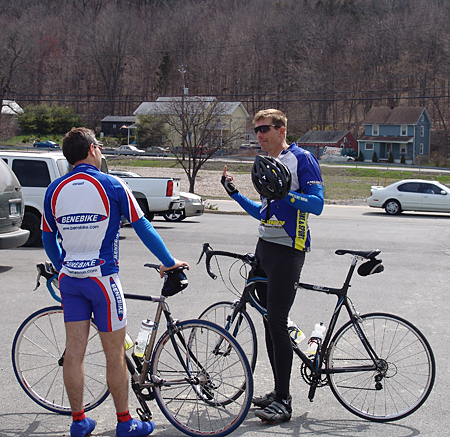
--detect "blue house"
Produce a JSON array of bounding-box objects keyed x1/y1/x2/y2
[{"x1": 357, "y1": 107, "x2": 432, "y2": 163}]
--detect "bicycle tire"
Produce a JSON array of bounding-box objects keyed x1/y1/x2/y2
[
  {"x1": 151, "y1": 319, "x2": 253, "y2": 437},
  {"x1": 198, "y1": 301, "x2": 258, "y2": 372},
  {"x1": 12, "y1": 306, "x2": 109, "y2": 414},
  {"x1": 326, "y1": 312, "x2": 435, "y2": 422}
]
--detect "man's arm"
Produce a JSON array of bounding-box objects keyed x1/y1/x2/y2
[
  {"x1": 132, "y1": 216, "x2": 175, "y2": 267},
  {"x1": 282, "y1": 184, "x2": 324, "y2": 216},
  {"x1": 221, "y1": 165, "x2": 261, "y2": 219},
  {"x1": 42, "y1": 231, "x2": 63, "y2": 271}
]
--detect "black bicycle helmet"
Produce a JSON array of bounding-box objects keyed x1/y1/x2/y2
[
  {"x1": 251, "y1": 155, "x2": 291, "y2": 200},
  {"x1": 161, "y1": 267, "x2": 188, "y2": 297}
]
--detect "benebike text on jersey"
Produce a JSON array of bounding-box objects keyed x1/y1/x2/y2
[
  {"x1": 259, "y1": 144, "x2": 323, "y2": 251},
  {"x1": 42, "y1": 163, "x2": 143, "y2": 278}
]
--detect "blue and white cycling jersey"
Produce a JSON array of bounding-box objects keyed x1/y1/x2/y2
[
  {"x1": 42, "y1": 163, "x2": 144, "y2": 277},
  {"x1": 231, "y1": 143, "x2": 324, "y2": 251}
]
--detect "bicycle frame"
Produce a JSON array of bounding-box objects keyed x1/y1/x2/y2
[
  {"x1": 124, "y1": 292, "x2": 201, "y2": 420},
  {"x1": 200, "y1": 244, "x2": 385, "y2": 401}
]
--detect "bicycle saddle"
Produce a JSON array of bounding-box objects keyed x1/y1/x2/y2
[{"x1": 335, "y1": 249, "x2": 380, "y2": 259}]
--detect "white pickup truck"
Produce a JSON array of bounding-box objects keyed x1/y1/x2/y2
[{"x1": 0, "y1": 151, "x2": 184, "y2": 246}]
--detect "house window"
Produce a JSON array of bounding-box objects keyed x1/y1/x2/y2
[
  {"x1": 400, "y1": 144, "x2": 407, "y2": 153},
  {"x1": 420, "y1": 143, "x2": 424, "y2": 154},
  {"x1": 113, "y1": 124, "x2": 116, "y2": 129},
  {"x1": 401, "y1": 125, "x2": 407, "y2": 136},
  {"x1": 372, "y1": 125, "x2": 379, "y2": 136},
  {"x1": 344, "y1": 137, "x2": 348, "y2": 143},
  {"x1": 420, "y1": 115, "x2": 424, "y2": 122},
  {"x1": 420, "y1": 126, "x2": 424, "y2": 137},
  {"x1": 365, "y1": 143, "x2": 374, "y2": 150}
]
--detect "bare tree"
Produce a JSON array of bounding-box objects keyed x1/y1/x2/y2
[
  {"x1": 0, "y1": 18, "x2": 32, "y2": 127},
  {"x1": 88, "y1": 6, "x2": 137, "y2": 114},
  {"x1": 153, "y1": 97, "x2": 247, "y2": 192}
]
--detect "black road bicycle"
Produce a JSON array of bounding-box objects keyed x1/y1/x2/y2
[
  {"x1": 12, "y1": 262, "x2": 253, "y2": 437},
  {"x1": 197, "y1": 243, "x2": 435, "y2": 423}
]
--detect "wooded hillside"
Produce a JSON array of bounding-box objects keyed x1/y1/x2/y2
[{"x1": 2, "y1": 0, "x2": 450, "y2": 145}]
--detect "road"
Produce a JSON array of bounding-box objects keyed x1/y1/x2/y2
[{"x1": 1, "y1": 205, "x2": 448, "y2": 436}]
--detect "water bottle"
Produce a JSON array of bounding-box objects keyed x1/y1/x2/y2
[
  {"x1": 287, "y1": 317, "x2": 306, "y2": 344},
  {"x1": 124, "y1": 332, "x2": 134, "y2": 351},
  {"x1": 306, "y1": 322, "x2": 326, "y2": 355},
  {"x1": 134, "y1": 319, "x2": 154, "y2": 358}
]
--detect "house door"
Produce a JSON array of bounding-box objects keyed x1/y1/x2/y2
[{"x1": 386, "y1": 143, "x2": 392, "y2": 159}]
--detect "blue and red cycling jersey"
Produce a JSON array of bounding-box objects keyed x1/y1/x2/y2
[{"x1": 42, "y1": 163, "x2": 157, "y2": 277}]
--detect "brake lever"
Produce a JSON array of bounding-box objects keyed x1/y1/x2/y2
[
  {"x1": 34, "y1": 264, "x2": 43, "y2": 291},
  {"x1": 197, "y1": 242, "x2": 212, "y2": 265}
]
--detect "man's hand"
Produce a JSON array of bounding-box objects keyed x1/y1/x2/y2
[
  {"x1": 160, "y1": 259, "x2": 189, "y2": 278},
  {"x1": 221, "y1": 165, "x2": 239, "y2": 196}
]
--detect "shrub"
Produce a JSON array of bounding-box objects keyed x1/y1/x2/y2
[{"x1": 372, "y1": 151, "x2": 378, "y2": 162}]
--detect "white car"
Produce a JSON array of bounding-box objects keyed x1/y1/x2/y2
[
  {"x1": 114, "y1": 145, "x2": 145, "y2": 156},
  {"x1": 320, "y1": 154, "x2": 355, "y2": 163},
  {"x1": 367, "y1": 179, "x2": 450, "y2": 215},
  {"x1": 108, "y1": 170, "x2": 204, "y2": 221},
  {"x1": 163, "y1": 192, "x2": 205, "y2": 221}
]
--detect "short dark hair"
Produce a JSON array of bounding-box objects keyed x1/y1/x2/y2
[{"x1": 63, "y1": 127, "x2": 96, "y2": 165}]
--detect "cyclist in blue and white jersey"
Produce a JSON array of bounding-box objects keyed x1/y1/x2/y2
[
  {"x1": 42, "y1": 127, "x2": 188, "y2": 437},
  {"x1": 221, "y1": 109, "x2": 324, "y2": 424}
]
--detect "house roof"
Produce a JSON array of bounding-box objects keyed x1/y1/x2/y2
[
  {"x1": 358, "y1": 135, "x2": 414, "y2": 143},
  {"x1": 134, "y1": 96, "x2": 249, "y2": 117},
  {"x1": 101, "y1": 116, "x2": 136, "y2": 123},
  {"x1": 297, "y1": 130, "x2": 350, "y2": 143},
  {"x1": 1, "y1": 100, "x2": 23, "y2": 115},
  {"x1": 363, "y1": 107, "x2": 426, "y2": 125}
]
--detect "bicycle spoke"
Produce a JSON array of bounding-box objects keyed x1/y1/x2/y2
[
  {"x1": 327, "y1": 313, "x2": 435, "y2": 422},
  {"x1": 151, "y1": 320, "x2": 252, "y2": 437}
]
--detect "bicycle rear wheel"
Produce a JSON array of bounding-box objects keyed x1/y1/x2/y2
[
  {"x1": 151, "y1": 319, "x2": 253, "y2": 437},
  {"x1": 198, "y1": 301, "x2": 258, "y2": 372},
  {"x1": 327, "y1": 313, "x2": 435, "y2": 422},
  {"x1": 12, "y1": 306, "x2": 109, "y2": 414}
]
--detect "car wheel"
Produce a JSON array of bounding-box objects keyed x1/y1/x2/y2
[
  {"x1": 384, "y1": 199, "x2": 402, "y2": 215},
  {"x1": 21, "y1": 211, "x2": 42, "y2": 247},
  {"x1": 163, "y1": 209, "x2": 186, "y2": 222}
]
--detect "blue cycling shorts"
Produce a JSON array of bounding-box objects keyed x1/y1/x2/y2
[{"x1": 59, "y1": 273, "x2": 127, "y2": 332}]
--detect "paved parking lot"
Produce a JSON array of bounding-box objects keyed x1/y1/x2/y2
[{"x1": 1, "y1": 207, "x2": 447, "y2": 436}]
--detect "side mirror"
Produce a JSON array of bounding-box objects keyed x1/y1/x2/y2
[{"x1": 441, "y1": 190, "x2": 447, "y2": 195}]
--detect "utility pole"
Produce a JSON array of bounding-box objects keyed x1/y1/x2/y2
[{"x1": 178, "y1": 66, "x2": 187, "y2": 161}]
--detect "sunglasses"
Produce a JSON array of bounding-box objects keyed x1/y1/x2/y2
[
  {"x1": 94, "y1": 143, "x2": 103, "y2": 151},
  {"x1": 254, "y1": 125, "x2": 281, "y2": 134}
]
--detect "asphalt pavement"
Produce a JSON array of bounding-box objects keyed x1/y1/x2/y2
[{"x1": 1, "y1": 207, "x2": 447, "y2": 437}]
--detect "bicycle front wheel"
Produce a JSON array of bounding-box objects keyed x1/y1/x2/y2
[
  {"x1": 199, "y1": 301, "x2": 258, "y2": 372},
  {"x1": 151, "y1": 319, "x2": 253, "y2": 437},
  {"x1": 12, "y1": 306, "x2": 109, "y2": 414},
  {"x1": 327, "y1": 313, "x2": 435, "y2": 422}
]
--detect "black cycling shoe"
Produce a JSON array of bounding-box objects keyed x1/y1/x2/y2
[
  {"x1": 252, "y1": 390, "x2": 276, "y2": 409},
  {"x1": 255, "y1": 397, "x2": 292, "y2": 424}
]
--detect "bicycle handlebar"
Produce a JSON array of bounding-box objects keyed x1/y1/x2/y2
[
  {"x1": 35, "y1": 262, "x2": 61, "y2": 303},
  {"x1": 197, "y1": 243, "x2": 257, "y2": 280}
]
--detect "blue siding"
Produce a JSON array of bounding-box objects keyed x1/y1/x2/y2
[{"x1": 360, "y1": 109, "x2": 432, "y2": 163}]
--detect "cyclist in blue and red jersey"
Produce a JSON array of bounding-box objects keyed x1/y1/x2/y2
[
  {"x1": 42, "y1": 127, "x2": 188, "y2": 437},
  {"x1": 221, "y1": 109, "x2": 324, "y2": 424}
]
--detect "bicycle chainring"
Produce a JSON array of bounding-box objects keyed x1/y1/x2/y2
[{"x1": 300, "y1": 362, "x2": 328, "y2": 387}]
